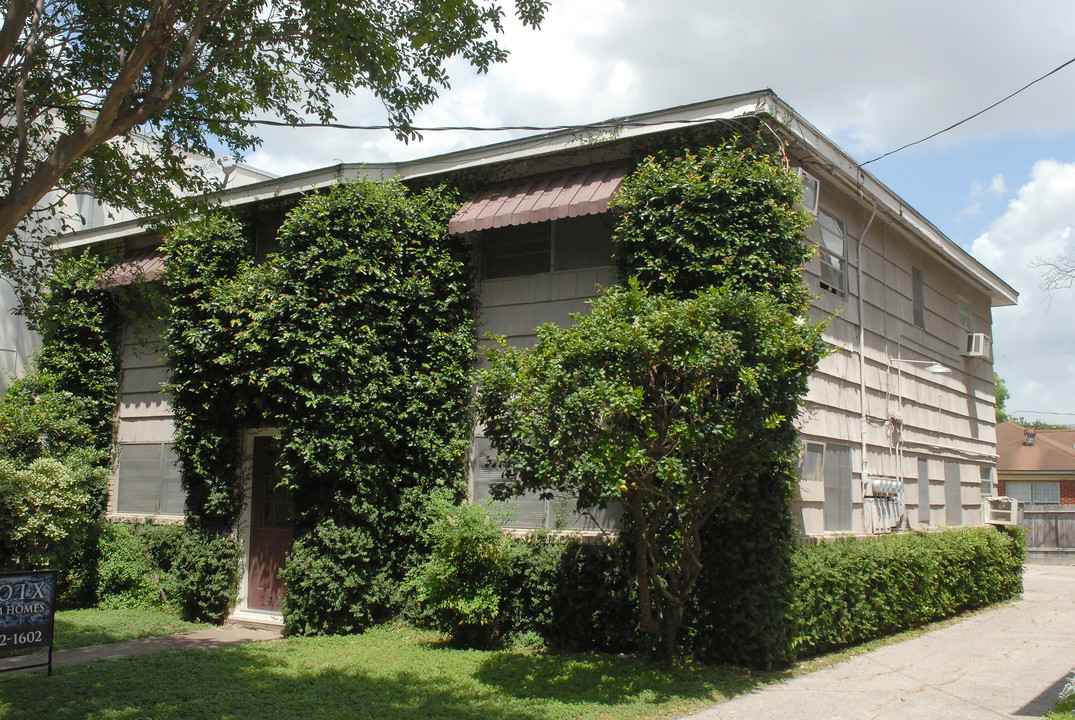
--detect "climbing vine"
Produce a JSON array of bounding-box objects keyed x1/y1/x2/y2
[{"x1": 164, "y1": 178, "x2": 476, "y2": 629}]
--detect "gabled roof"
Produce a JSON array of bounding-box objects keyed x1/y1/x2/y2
[{"x1": 997, "y1": 421, "x2": 1075, "y2": 473}]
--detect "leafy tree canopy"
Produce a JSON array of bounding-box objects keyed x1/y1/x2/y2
[
  {"x1": 0, "y1": 0, "x2": 547, "y2": 279},
  {"x1": 479, "y1": 281, "x2": 826, "y2": 659}
]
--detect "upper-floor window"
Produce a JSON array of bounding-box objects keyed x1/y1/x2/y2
[
  {"x1": 958, "y1": 296, "x2": 973, "y2": 333},
  {"x1": 816, "y1": 211, "x2": 847, "y2": 297},
  {"x1": 480, "y1": 215, "x2": 613, "y2": 280},
  {"x1": 912, "y1": 266, "x2": 926, "y2": 329}
]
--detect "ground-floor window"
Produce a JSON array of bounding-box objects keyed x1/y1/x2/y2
[
  {"x1": 802, "y1": 441, "x2": 853, "y2": 531},
  {"x1": 1005, "y1": 481, "x2": 1060, "y2": 505},
  {"x1": 470, "y1": 436, "x2": 622, "y2": 532},
  {"x1": 116, "y1": 442, "x2": 184, "y2": 516}
]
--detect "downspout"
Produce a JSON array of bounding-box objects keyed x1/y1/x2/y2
[{"x1": 857, "y1": 200, "x2": 877, "y2": 532}]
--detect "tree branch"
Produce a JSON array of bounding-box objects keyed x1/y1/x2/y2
[{"x1": 0, "y1": 0, "x2": 32, "y2": 70}]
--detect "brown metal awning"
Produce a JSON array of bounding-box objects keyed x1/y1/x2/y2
[
  {"x1": 449, "y1": 165, "x2": 624, "y2": 235},
  {"x1": 100, "y1": 247, "x2": 167, "y2": 288}
]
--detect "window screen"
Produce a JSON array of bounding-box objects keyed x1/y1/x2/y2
[
  {"x1": 470, "y1": 437, "x2": 622, "y2": 531},
  {"x1": 822, "y1": 443, "x2": 852, "y2": 531},
  {"x1": 958, "y1": 297, "x2": 973, "y2": 333},
  {"x1": 480, "y1": 225, "x2": 551, "y2": 279},
  {"x1": 117, "y1": 443, "x2": 183, "y2": 516},
  {"x1": 918, "y1": 457, "x2": 931, "y2": 524},
  {"x1": 816, "y1": 212, "x2": 847, "y2": 297},
  {"x1": 944, "y1": 460, "x2": 962, "y2": 525},
  {"x1": 912, "y1": 267, "x2": 926, "y2": 329},
  {"x1": 553, "y1": 215, "x2": 613, "y2": 271},
  {"x1": 1005, "y1": 481, "x2": 1060, "y2": 505}
]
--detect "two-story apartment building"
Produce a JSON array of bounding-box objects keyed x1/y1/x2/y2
[{"x1": 55, "y1": 90, "x2": 1016, "y2": 623}]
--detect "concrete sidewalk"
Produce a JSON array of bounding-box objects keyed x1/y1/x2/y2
[
  {"x1": 686, "y1": 562, "x2": 1075, "y2": 719},
  {"x1": 0, "y1": 625, "x2": 281, "y2": 673}
]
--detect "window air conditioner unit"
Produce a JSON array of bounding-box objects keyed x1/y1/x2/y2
[
  {"x1": 983, "y1": 496, "x2": 1018, "y2": 527},
  {"x1": 962, "y1": 332, "x2": 992, "y2": 361},
  {"x1": 797, "y1": 168, "x2": 820, "y2": 216}
]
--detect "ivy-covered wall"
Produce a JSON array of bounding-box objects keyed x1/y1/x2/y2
[{"x1": 163, "y1": 178, "x2": 476, "y2": 629}]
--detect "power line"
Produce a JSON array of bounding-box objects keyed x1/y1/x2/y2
[
  {"x1": 0, "y1": 96, "x2": 740, "y2": 133},
  {"x1": 862, "y1": 54, "x2": 1075, "y2": 165}
]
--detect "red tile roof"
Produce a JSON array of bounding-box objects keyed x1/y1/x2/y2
[
  {"x1": 449, "y1": 166, "x2": 624, "y2": 234},
  {"x1": 996, "y1": 421, "x2": 1075, "y2": 472}
]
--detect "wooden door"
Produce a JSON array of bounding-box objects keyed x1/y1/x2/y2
[{"x1": 248, "y1": 436, "x2": 294, "y2": 612}]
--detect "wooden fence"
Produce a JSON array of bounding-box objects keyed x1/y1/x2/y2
[{"x1": 1021, "y1": 506, "x2": 1075, "y2": 550}]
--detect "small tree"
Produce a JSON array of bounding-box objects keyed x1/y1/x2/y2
[
  {"x1": 994, "y1": 372, "x2": 1010, "y2": 424},
  {"x1": 479, "y1": 281, "x2": 825, "y2": 660}
]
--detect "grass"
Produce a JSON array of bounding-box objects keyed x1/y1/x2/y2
[
  {"x1": 0, "y1": 602, "x2": 1018, "y2": 720},
  {"x1": 0, "y1": 623, "x2": 776, "y2": 720},
  {"x1": 51, "y1": 607, "x2": 211, "y2": 649}
]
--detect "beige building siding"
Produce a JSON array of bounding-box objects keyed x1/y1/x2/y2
[
  {"x1": 795, "y1": 167, "x2": 997, "y2": 536},
  {"x1": 476, "y1": 266, "x2": 615, "y2": 349}
]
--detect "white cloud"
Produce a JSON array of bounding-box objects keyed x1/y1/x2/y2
[
  {"x1": 972, "y1": 160, "x2": 1075, "y2": 421},
  {"x1": 244, "y1": 0, "x2": 1075, "y2": 172}
]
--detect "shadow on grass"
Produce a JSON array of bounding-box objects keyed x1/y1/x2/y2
[
  {"x1": 0, "y1": 643, "x2": 566, "y2": 720},
  {"x1": 475, "y1": 650, "x2": 771, "y2": 706}
]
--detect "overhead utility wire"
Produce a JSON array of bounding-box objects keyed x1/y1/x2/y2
[
  {"x1": 862, "y1": 54, "x2": 1075, "y2": 166},
  {"x1": 0, "y1": 96, "x2": 734, "y2": 132}
]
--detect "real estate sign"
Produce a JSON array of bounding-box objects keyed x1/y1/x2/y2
[{"x1": 0, "y1": 571, "x2": 56, "y2": 659}]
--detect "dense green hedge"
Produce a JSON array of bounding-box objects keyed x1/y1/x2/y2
[
  {"x1": 790, "y1": 526, "x2": 1026, "y2": 657},
  {"x1": 417, "y1": 519, "x2": 1024, "y2": 664}
]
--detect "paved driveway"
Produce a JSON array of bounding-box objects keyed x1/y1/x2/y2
[{"x1": 686, "y1": 562, "x2": 1075, "y2": 719}]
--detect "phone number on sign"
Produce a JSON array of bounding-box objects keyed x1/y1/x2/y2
[{"x1": 0, "y1": 630, "x2": 43, "y2": 646}]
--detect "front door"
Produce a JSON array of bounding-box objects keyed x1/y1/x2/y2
[{"x1": 247, "y1": 436, "x2": 294, "y2": 612}]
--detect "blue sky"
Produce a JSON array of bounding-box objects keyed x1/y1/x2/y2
[{"x1": 242, "y1": 0, "x2": 1075, "y2": 424}]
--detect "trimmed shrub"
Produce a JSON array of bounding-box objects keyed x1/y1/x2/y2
[
  {"x1": 281, "y1": 519, "x2": 389, "y2": 635},
  {"x1": 96, "y1": 521, "x2": 239, "y2": 623},
  {"x1": 790, "y1": 526, "x2": 1026, "y2": 657},
  {"x1": 173, "y1": 530, "x2": 241, "y2": 624},
  {"x1": 686, "y1": 463, "x2": 800, "y2": 668},
  {"x1": 406, "y1": 496, "x2": 519, "y2": 648}
]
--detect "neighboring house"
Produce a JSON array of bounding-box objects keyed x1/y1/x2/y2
[
  {"x1": 996, "y1": 421, "x2": 1075, "y2": 552},
  {"x1": 53, "y1": 90, "x2": 1017, "y2": 625}
]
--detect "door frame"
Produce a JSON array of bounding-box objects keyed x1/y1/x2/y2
[{"x1": 231, "y1": 427, "x2": 285, "y2": 627}]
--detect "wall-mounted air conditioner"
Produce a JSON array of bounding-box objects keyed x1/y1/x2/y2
[
  {"x1": 797, "y1": 168, "x2": 820, "y2": 216},
  {"x1": 983, "y1": 496, "x2": 1019, "y2": 527},
  {"x1": 962, "y1": 332, "x2": 992, "y2": 361}
]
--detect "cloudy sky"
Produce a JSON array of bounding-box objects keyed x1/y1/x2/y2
[{"x1": 245, "y1": 0, "x2": 1075, "y2": 425}]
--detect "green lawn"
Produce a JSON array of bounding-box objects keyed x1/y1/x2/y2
[
  {"x1": 52, "y1": 607, "x2": 211, "y2": 649},
  {"x1": 0, "y1": 624, "x2": 774, "y2": 720}
]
